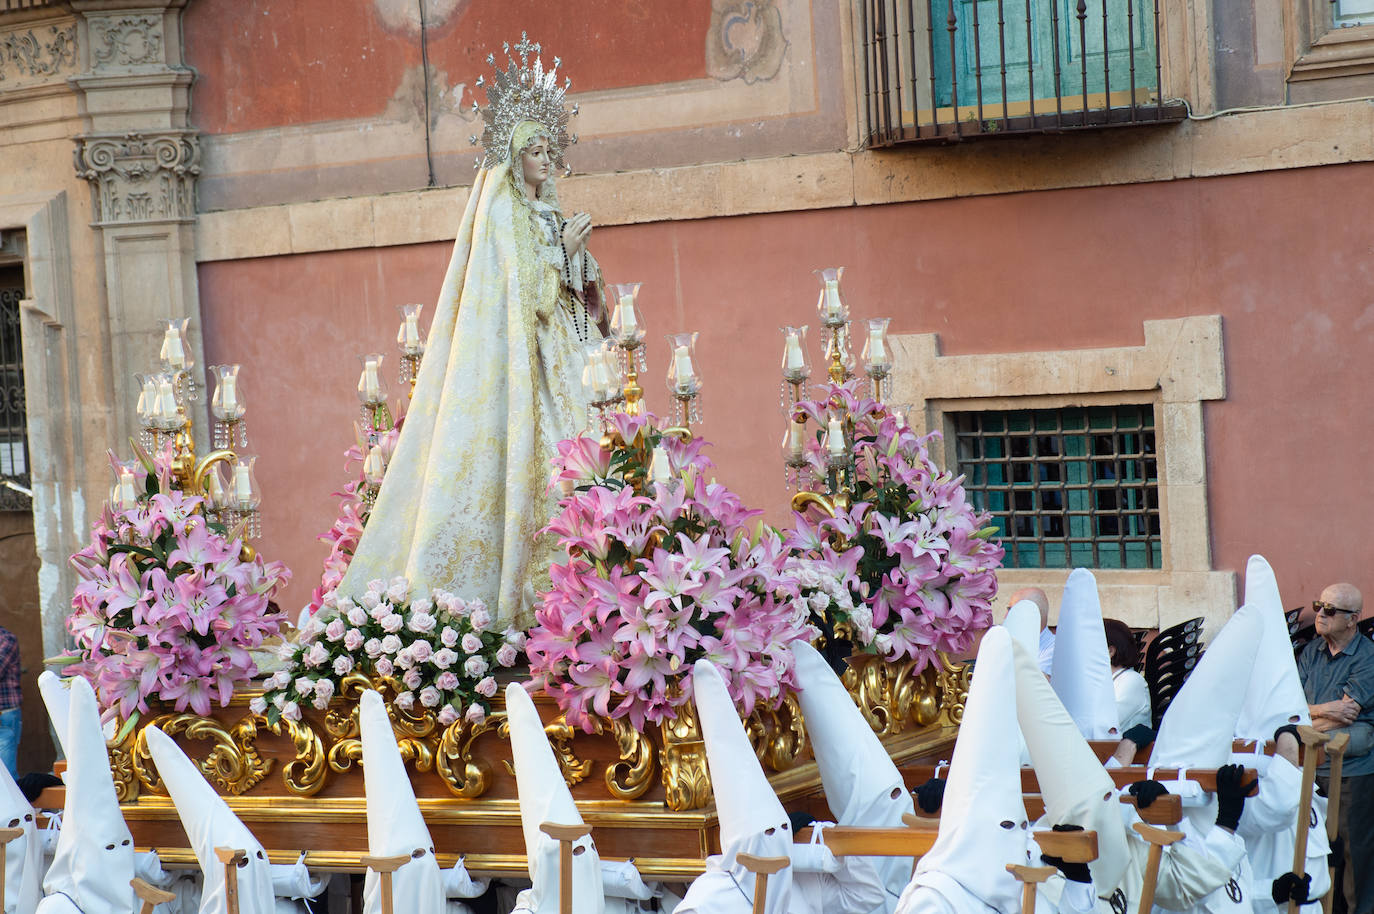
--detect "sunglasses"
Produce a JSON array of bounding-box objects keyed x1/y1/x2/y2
[{"x1": 1314, "y1": 601, "x2": 1359, "y2": 617}]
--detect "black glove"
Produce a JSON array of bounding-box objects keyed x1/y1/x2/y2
[
  {"x1": 1122, "y1": 724, "x2": 1155, "y2": 747},
  {"x1": 1040, "y1": 823, "x2": 1093, "y2": 884},
  {"x1": 915, "y1": 777, "x2": 946, "y2": 814},
  {"x1": 1271, "y1": 872, "x2": 1312, "y2": 906},
  {"x1": 1128, "y1": 780, "x2": 1169, "y2": 809},
  {"x1": 1215, "y1": 763, "x2": 1256, "y2": 831},
  {"x1": 1329, "y1": 832, "x2": 1345, "y2": 868},
  {"x1": 1274, "y1": 724, "x2": 1301, "y2": 745}
]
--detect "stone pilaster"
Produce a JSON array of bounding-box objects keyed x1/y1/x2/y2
[{"x1": 68, "y1": 0, "x2": 203, "y2": 441}]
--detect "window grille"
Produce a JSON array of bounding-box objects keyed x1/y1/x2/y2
[
  {"x1": 952, "y1": 404, "x2": 1159, "y2": 568},
  {"x1": 0, "y1": 284, "x2": 30, "y2": 512}
]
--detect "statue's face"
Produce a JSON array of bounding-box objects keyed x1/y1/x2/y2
[{"x1": 520, "y1": 138, "x2": 552, "y2": 191}]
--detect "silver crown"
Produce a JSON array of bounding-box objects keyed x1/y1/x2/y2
[{"x1": 469, "y1": 33, "x2": 579, "y2": 173}]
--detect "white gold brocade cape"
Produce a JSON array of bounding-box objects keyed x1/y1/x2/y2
[{"x1": 339, "y1": 163, "x2": 596, "y2": 630}]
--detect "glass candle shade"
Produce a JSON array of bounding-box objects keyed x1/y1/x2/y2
[
  {"x1": 396, "y1": 303, "x2": 427, "y2": 357},
  {"x1": 863, "y1": 318, "x2": 893, "y2": 374},
  {"x1": 608, "y1": 282, "x2": 645, "y2": 348},
  {"x1": 780, "y1": 325, "x2": 812, "y2": 383},
  {"x1": 665, "y1": 331, "x2": 701, "y2": 397},
  {"x1": 230, "y1": 456, "x2": 261, "y2": 512},
  {"x1": 110, "y1": 460, "x2": 140, "y2": 512},
  {"x1": 210, "y1": 364, "x2": 246, "y2": 421},
  {"x1": 357, "y1": 353, "x2": 388, "y2": 405},
  {"x1": 159, "y1": 317, "x2": 192, "y2": 372},
  {"x1": 814, "y1": 267, "x2": 847, "y2": 326}
]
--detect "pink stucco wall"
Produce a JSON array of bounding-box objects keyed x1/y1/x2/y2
[{"x1": 200, "y1": 161, "x2": 1374, "y2": 618}]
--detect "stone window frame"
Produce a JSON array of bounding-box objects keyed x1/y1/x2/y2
[
  {"x1": 1284, "y1": 0, "x2": 1374, "y2": 84},
  {"x1": 888, "y1": 315, "x2": 1234, "y2": 633}
]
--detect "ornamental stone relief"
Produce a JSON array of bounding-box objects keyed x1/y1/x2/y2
[
  {"x1": 705, "y1": 0, "x2": 789, "y2": 85},
  {"x1": 88, "y1": 14, "x2": 164, "y2": 69},
  {"x1": 0, "y1": 23, "x2": 77, "y2": 85},
  {"x1": 73, "y1": 132, "x2": 200, "y2": 224}
]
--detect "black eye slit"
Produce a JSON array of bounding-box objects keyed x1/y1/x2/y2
[
  {"x1": 890, "y1": 787, "x2": 902, "y2": 799},
  {"x1": 121, "y1": 839, "x2": 130, "y2": 846},
  {"x1": 105, "y1": 843, "x2": 116, "y2": 850},
  {"x1": 22, "y1": 814, "x2": 32, "y2": 822},
  {"x1": 1104, "y1": 791, "x2": 1113, "y2": 801},
  {"x1": 573, "y1": 846, "x2": 587, "y2": 856},
  {"x1": 412, "y1": 848, "x2": 426, "y2": 859},
  {"x1": 1020, "y1": 821, "x2": 1029, "y2": 829},
  {"x1": 999, "y1": 820, "x2": 1015, "y2": 829},
  {"x1": 237, "y1": 858, "x2": 248, "y2": 868},
  {"x1": 781, "y1": 822, "x2": 789, "y2": 831},
  {"x1": 764, "y1": 827, "x2": 775, "y2": 836},
  {"x1": 256, "y1": 851, "x2": 265, "y2": 860},
  {"x1": 6, "y1": 818, "x2": 17, "y2": 827}
]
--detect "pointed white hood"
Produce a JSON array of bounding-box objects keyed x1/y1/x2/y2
[
  {"x1": 1050, "y1": 569, "x2": 1121, "y2": 739},
  {"x1": 910, "y1": 628, "x2": 1030, "y2": 914},
  {"x1": 358, "y1": 689, "x2": 444, "y2": 914},
  {"x1": 0, "y1": 751, "x2": 39, "y2": 914},
  {"x1": 1002, "y1": 601, "x2": 1042, "y2": 659},
  {"x1": 506, "y1": 683, "x2": 604, "y2": 914},
  {"x1": 790, "y1": 640, "x2": 912, "y2": 903},
  {"x1": 694, "y1": 660, "x2": 794, "y2": 914},
  {"x1": 1011, "y1": 638, "x2": 1131, "y2": 892},
  {"x1": 1150, "y1": 604, "x2": 1263, "y2": 830},
  {"x1": 143, "y1": 726, "x2": 276, "y2": 914},
  {"x1": 40, "y1": 676, "x2": 136, "y2": 914},
  {"x1": 36, "y1": 673, "x2": 71, "y2": 757},
  {"x1": 1235, "y1": 555, "x2": 1310, "y2": 742}
]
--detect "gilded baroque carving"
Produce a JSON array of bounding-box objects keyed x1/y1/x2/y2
[
  {"x1": 100, "y1": 664, "x2": 951, "y2": 809},
  {"x1": 0, "y1": 24, "x2": 77, "y2": 84},
  {"x1": 73, "y1": 131, "x2": 200, "y2": 224},
  {"x1": 842, "y1": 653, "x2": 946, "y2": 737},
  {"x1": 88, "y1": 14, "x2": 163, "y2": 69},
  {"x1": 705, "y1": 0, "x2": 788, "y2": 84},
  {"x1": 132, "y1": 713, "x2": 274, "y2": 797}
]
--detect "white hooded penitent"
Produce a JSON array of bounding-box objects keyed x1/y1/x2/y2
[
  {"x1": 506, "y1": 682, "x2": 605, "y2": 914},
  {"x1": 358, "y1": 689, "x2": 445, "y2": 914},
  {"x1": 1011, "y1": 638, "x2": 1131, "y2": 892},
  {"x1": 1002, "y1": 600, "x2": 1043, "y2": 660},
  {"x1": 143, "y1": 726, "x2": 276, "y2": 914},
  {"x1": 37, "y1": 675, "x2": 136, "y2": 914},
  {"x1": 1149, "y1": 603, "x2": 1263, "y2": 830},
  {"x1": 694, "y1": 659, "x2": 795, "y2": 914},
  {"x1": 0, "y1": 747, "x2": 39, "y2": 914},
  {"x1": 900, "y1": 627, "x2": 1030, "y2": 914},
  {"x1": 35, "y1": 674, "x2": 71, "y2": 757},
  {"x1": 1235, "y1": 555, "x2": 1311, "y2": 742},
  {"x1": 790, "y1": 639, "x2": 913, "y2": 908},
  {"x1": 1049, "y1": 569, "x2": 1120, "y2": 740}
]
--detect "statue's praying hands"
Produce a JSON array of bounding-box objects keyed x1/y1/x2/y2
[{"x1": 563, "y1": 211, "x2": 592, "y2": 259}]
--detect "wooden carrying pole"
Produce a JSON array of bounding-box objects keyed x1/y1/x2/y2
[
  {"x1": 1321, "y1": 731, "x2": 1351, "y2": 914},
  {"x1": 213, "y1": 847, "x2": 248, "y2": 914},
  {"x1": 737, "y1": 853, "x2": 790, "y2": 914},
  {"x1": 1289, "y1": 726, "x2": 1331, "y2": 914},
  {"x1": 0, "y1": 826, "x2": 23, "y2": 905},
  {"x1": 1133, "y1": 822, "x2": 1185, "y2": 914},
  {"x1": 131, "y1": 877, "x2": 177, "y2": 914},
  {"x1": 541, "y1": 822, "x2": 594, "y2": 914},
  {"x1": 360, "y1": 853, "x2": 411, "y2": 914},
  {"x1": 1006, "y1": 864, "x2": 1057, "y2": 914}
]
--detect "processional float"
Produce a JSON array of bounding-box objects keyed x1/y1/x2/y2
[{"x1": 46, "y1": 37, "x2": 1004, "y2": 883}]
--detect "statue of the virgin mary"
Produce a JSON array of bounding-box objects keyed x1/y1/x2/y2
[{"x1": 339, "y1": 38, "x2": 606, "y2": 631}]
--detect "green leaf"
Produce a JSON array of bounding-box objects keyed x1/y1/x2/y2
[{"x1": 114, "y1": 710, "x2": 141, "y2": 745}]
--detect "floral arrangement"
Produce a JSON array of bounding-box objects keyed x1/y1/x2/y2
[
  {"x1": 528, "y1": 413, "x2": 816, "y2": 732},
  {"x1": 58, "y1": 447, "x2": 291, "y2": 726},
  {"x1": 258, "y1": 576, "x2": 525, "y2": 726},
  {"x1": 785, "y1": 381, "x2": 1003, "y2": 668},
  {"x1": 304, "y1": 420, "x2": 402, "y2": 618}
]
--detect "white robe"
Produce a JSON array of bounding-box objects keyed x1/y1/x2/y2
[
  {"x1": 676, "y1": 844, "x2": 884, "y2": 914},
  {"x1": 1233, "y1": 754, "x2": 1330, "y2": 914}
]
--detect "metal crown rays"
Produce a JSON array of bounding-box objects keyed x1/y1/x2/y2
[{"x1": 469, "y1": 33, "x2": 579, "y2": 173}]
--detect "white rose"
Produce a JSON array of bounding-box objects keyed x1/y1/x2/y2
[
  {"x1": 475, "y1": 676, "x2": 498, "y2": 698},
  {"x1": 380, "y1": 634, "x2": 402, "y2": 655},
  {"x1": 495, "y1": 644, "x2": 518, "y2": 667},
  {"x1": 394, "y1": 691, "x2": 415, "y2": 710},
  {"x1": 461, "y1": 633, "x2": 483, "y2": 655},
  {"x1": 333, "y1": 655, "x2": 354, "y2": 675},
  {"x1": 419, "y1": 686, "x2": 442, "y2": 708},
  {"x1": 347, "y1": 607, "x2": 368, "y2": 627},
  {"x1": 249, "y1": 696, "x2": 267, "y2": 715},
  {"x1": 294, "y1": 677, "x2": 316, "y2": 696},
  {"x1": 464, "y1": 655, "x2": 488, "y2": 678},
  {"x1": 381, "y1": 612, "x2": 405, "y2": 634}
]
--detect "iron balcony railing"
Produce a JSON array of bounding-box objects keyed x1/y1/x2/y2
[{"x1": 859, "y1": 0, "x2": 1187, "y2": 145}]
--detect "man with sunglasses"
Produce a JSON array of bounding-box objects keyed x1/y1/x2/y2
[{"x1": 1297, "y1": 583, "x2": 1374, "y2": 914}]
